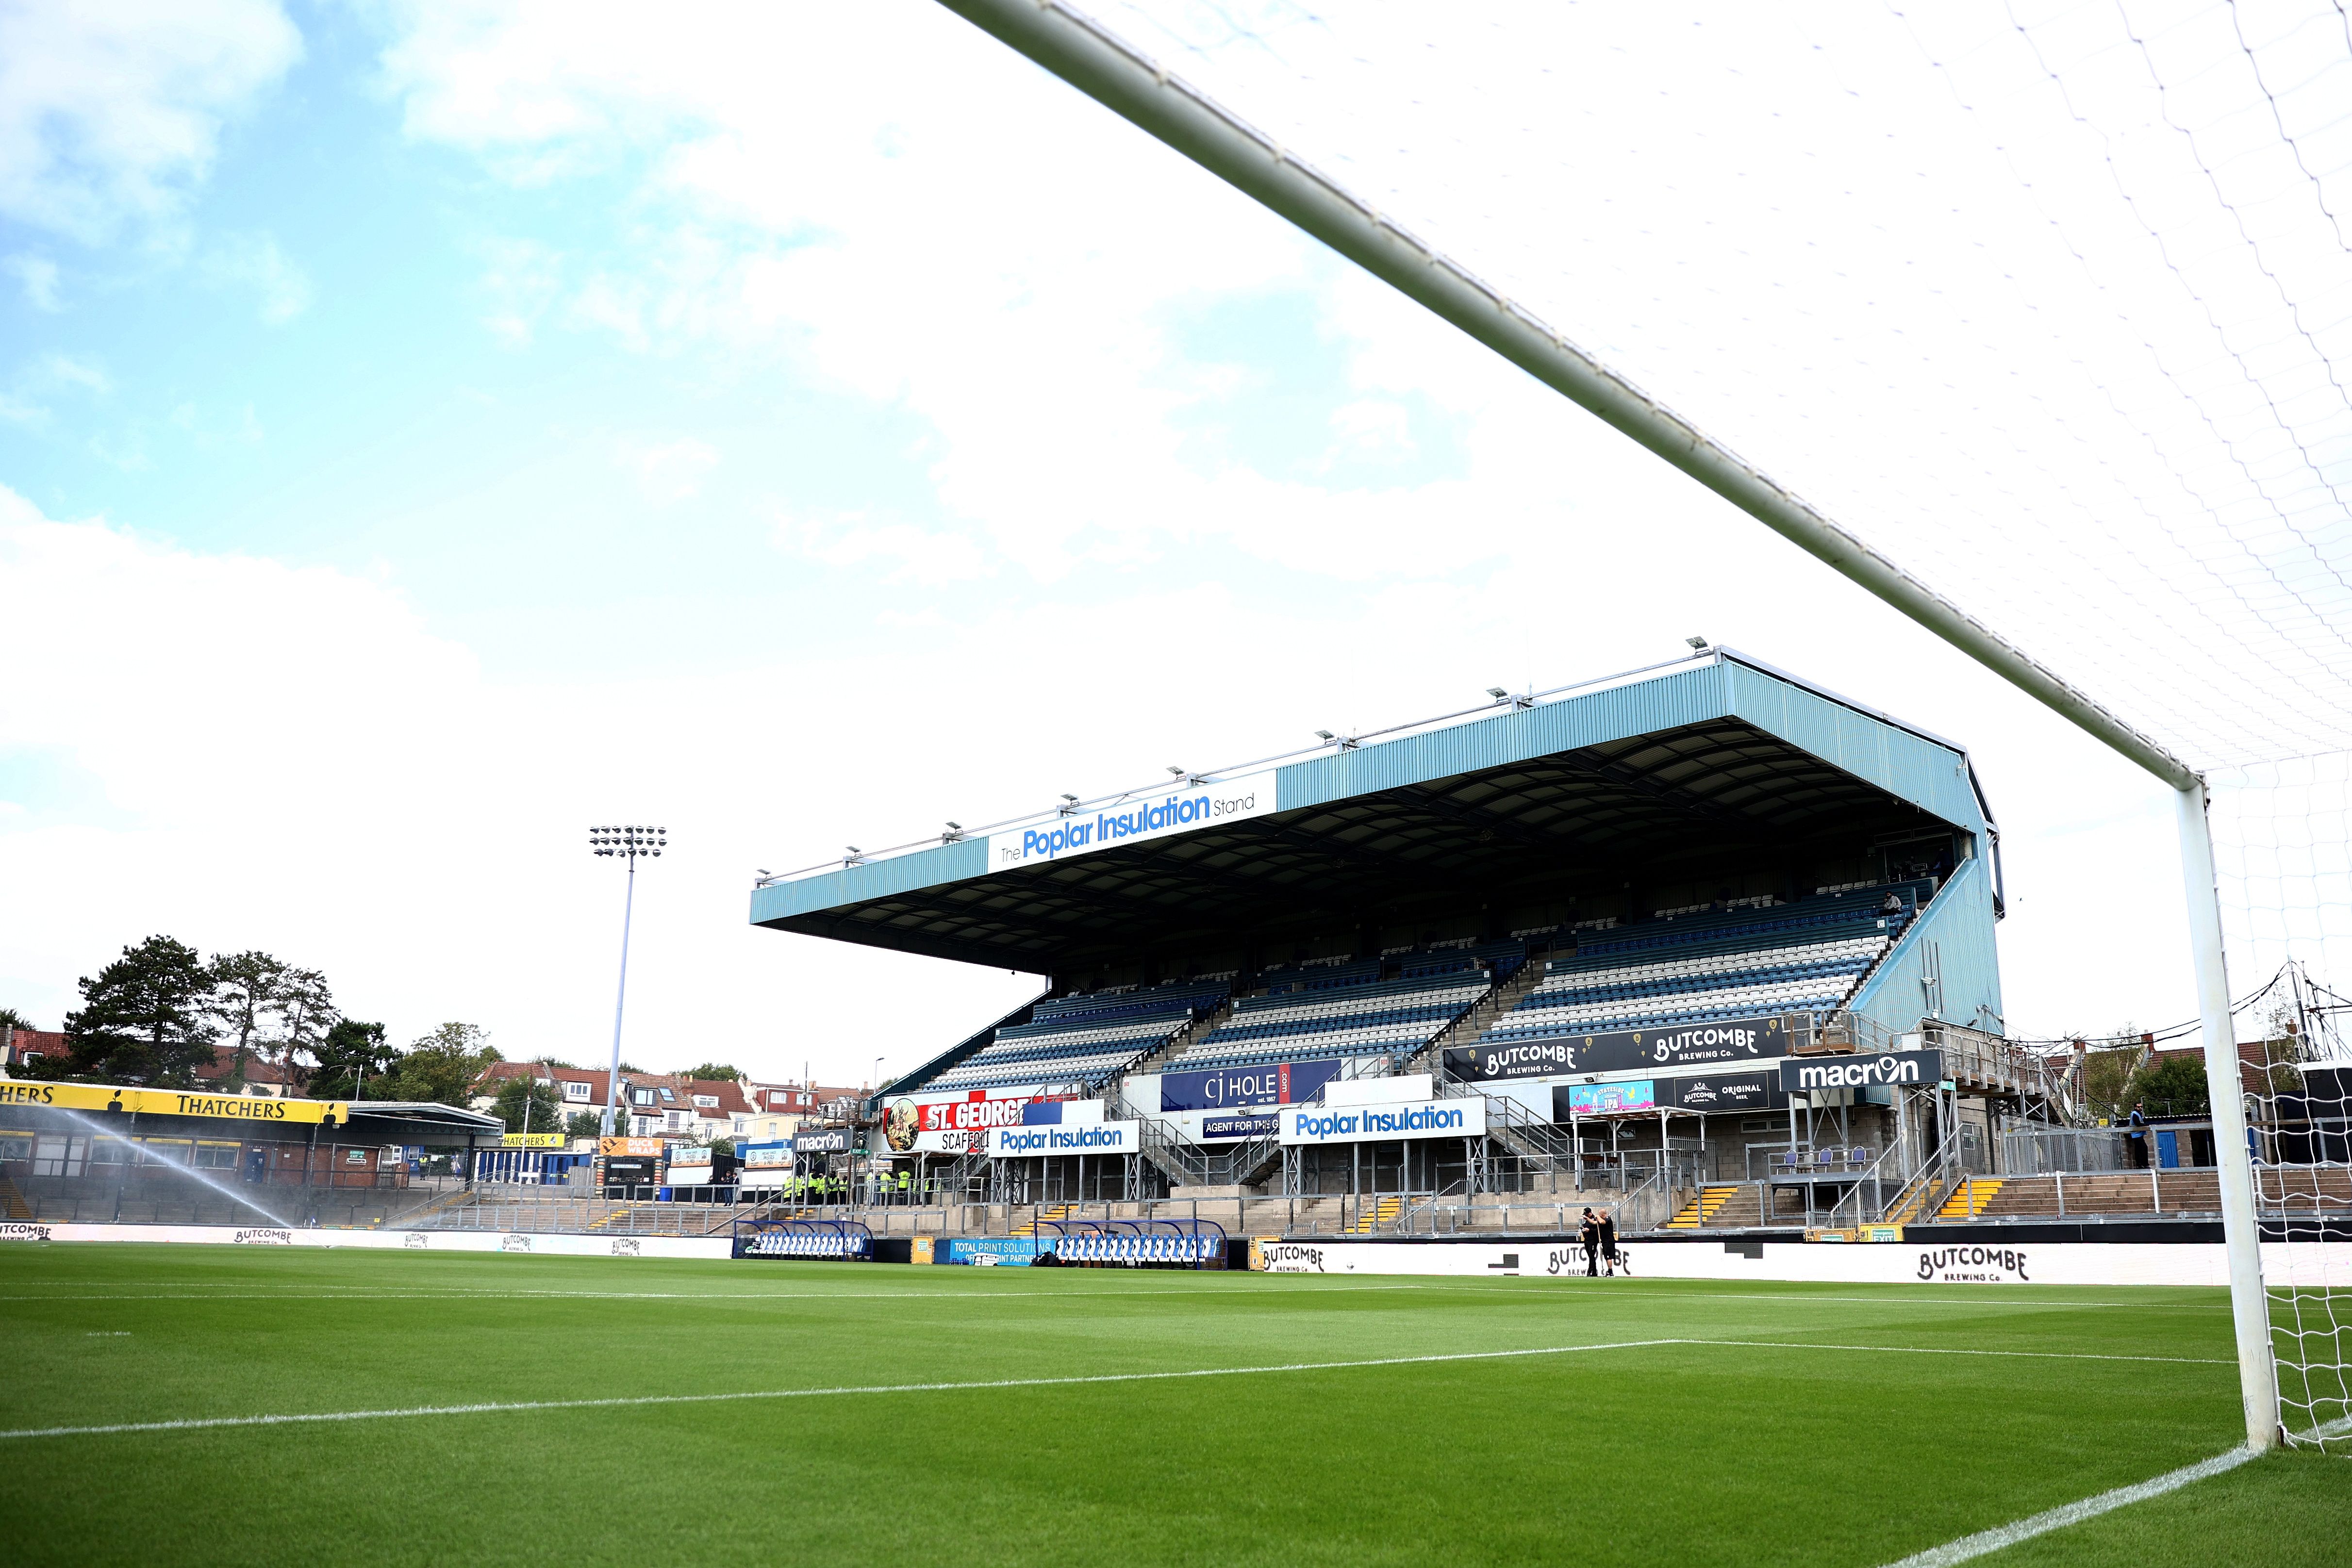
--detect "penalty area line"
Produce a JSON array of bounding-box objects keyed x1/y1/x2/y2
[
  {"x1": 1876, "y1": 1446, "x2": 2256, "y2": 1566},
  {"x1": 0, "y1": 1337, "x2": 1683, "y2": 1441}
]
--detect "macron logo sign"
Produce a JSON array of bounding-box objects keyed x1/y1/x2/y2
[
  {"x1": 988, "y1": 773, "x2": 1276, "y2": 873},
  {"x1": 1778, "y1": 1050, "x2": 1942, "y2": 1093}
]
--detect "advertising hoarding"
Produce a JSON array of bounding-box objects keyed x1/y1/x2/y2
[
  {"x1": 0, "y1": 1079, "x2": 352, "y2": 1125},
  {"x1": 986, "y1": 772, "x2": 1276, "y2": 875},
  {"x1": 1277, "y1": 1099, "x2": 1487, "y2": 1146},
  {"x1": 1159, "y1": 1058, "x2": 1344, "y2": 1113},
  {"x1": 1779, "y1": 1051, "x2": 1943, "y2": 1093},
  {"x1": 1446, "y1": 1016, "x2": 1792, "y2": 1082},
  {"x1": 881, "y1": 1089, "x2": 1071, "y2": 1154},
  {"x1": 497, "y1": 1132, "x2": 566, "y2": 1149},
  {"x1": 597, "y1": 1137, "x2": 665, "y2": 1157},
  {"x1": 1552, "y1": 1073, "x2": 1787, "y2": 1120},
  {"x1": 1664, "y1": 1072, "x2": 1784, "y2": 1112},
  {"x1": 1561, "y1": 1081, "x2": 1656, "y2": 1116},
  {"x1": 792, "y1": 1127, "x2": 856, "y2": 1154},
  {"x1": 1201, "y1": 1114, "x2": 1280, "y2": 1140},
  {"x1": 985, "y1": 1121, "x2": 1140, "y2": 1158}
]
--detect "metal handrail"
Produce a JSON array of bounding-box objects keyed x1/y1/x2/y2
[
  {"x1": 1814, "y1": 1139, "x2": 1915, "y2": 1229},
  {"x1": 1878, "y1": 1146, "x2": 1955, "y2": 1228}
]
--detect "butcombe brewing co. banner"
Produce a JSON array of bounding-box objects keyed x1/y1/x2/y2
[{"x1": 1445, "y1": 1016, "x2": 1793, "y2": 1082}]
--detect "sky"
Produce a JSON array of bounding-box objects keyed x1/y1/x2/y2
[{"x1": 4, "y1": 0, "x2": 2295, "y2": 1086}]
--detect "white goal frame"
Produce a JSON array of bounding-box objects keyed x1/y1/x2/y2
[{"x1": 935, "y1": 0, "x2": 2282, "y2": 1450}]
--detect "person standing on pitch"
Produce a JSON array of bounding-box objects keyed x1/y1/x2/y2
[
  {"x1": 1579, "y1": 1207, "x2": 1600, "y2": 1277},
  {"x1": 1598, "y1": 1208, "x2": 1623, "y2": 1276}
]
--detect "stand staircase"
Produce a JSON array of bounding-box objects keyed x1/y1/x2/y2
[
  {"x1": 1665, "y1": 1185, "x2": 1747, "y2": 1230},
  {"x1": 1105, "y1": 995, "x2": 1238, "y2": 1088},
  {"x1": 1936, "y1": 1177, "x2": 2003, "y2": 1221},
  {"x1": 0, "y1": 1176, "x2": 31, "y2": 1220},
  {"x1": 1012, "y1": 1204, "x2": 1073, "y2": 1238},
  {"x1": 1407, "y1": 958, "x2": 1551, "y2": 1076},
  {"x1": 1344, "y1": 1196, "x2": 1404, "y2": 1234}
]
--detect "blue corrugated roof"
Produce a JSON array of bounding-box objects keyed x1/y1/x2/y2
[{"x1": 752, "y1": 653, "x2": 1983, "y2": 925}]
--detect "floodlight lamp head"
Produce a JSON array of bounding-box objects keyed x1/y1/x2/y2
[
  {"x1": 1061, "y1": 793, "x2": 1079, "y2": 803},
  {"x1": 1315, "y1": 730, "x2": 1335, "y2": 742},
  {"x1": 1686, "y1": 636, "x2": 1710, "y2": 651},
  {"x1": 1487, "y1": 687, "x2": 1508, "y2": 700}
]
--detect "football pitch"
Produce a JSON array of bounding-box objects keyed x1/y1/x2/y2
[{"x1": 1, "y1": 1245, "x2": 2343, "y2": 1566}]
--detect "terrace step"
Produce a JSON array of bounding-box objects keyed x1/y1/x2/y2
[
  {"x1": 1666, "y1": 1186, "x2": 1739, "y2": 1230},
  {"x1": 1012, "y1": 1204, "x2": 1074, "y2": 1238},
  {"x1": 1936, "y1": 1178, "x2": 2003, "y2": 1221}
]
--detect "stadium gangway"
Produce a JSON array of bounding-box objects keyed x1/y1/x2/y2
[
  {"x1": 1042, "y1": 1215, "x2": 1227, "y2": 1269},
  {"x1": 732, "y1": 1216, "x2": 875, "y2": 1261}
]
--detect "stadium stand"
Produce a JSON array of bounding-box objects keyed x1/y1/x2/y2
[
  {"x1": 1479, "y1": 882, "x2": 1927, "y2": 1044},
  {"x1": 916, "y1": 979, "x2": 1229, "y2": 1092},
  {"x1": 1165, "y1": 965, "x2": 1498, "y2": 1073}
]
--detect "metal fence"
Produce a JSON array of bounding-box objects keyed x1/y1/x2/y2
[
  {"x1": 12, "y1": 1173, "x2": 466, "y2": 1228},
  {"x1": 2002, "y1": 1123, "x2": 2131, "y2": 1174}
]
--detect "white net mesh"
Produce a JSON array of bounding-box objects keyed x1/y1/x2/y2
[
  {"x1": 989, "y1": 0, "x2": 2352, "y2": 1444},
  {"x1": 2213, "y1": 763, "x2": 2352, "y2": 1446}
]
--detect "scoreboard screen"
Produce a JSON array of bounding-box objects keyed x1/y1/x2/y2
[{"x1": 601, "y1": 1155, "x2": 663, "y2": 1194}]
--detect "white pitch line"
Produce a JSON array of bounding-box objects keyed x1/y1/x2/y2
[
  {"x1": 0, "y1": 1337, "x2": 1682, "y2": 1441},
  {"x1": 0, "y1": 1283, "x2": 2230, "y2": 1311},
  {"x1": 1875, "y1": 1446, "x2": 2255, "y2": 1566},
  {"x1": 1688, "y1": 1337, "x2": 2234, "y2": 1367},
  {"x1": 0, "y1": 1335, "x2": 2236, "y2": 1442}
]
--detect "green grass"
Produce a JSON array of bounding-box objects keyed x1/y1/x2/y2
[{"x1": 0, "y1": 1244, "x2": 2341, "y2": 1566}]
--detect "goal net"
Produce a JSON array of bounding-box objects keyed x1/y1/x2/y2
[
  {"x1": 2214, "y1": 763, "x2": 2352, "y2": 1446},
  {"x1": 941, "y1": 0, "x2": 2352, "y2": 1447}
]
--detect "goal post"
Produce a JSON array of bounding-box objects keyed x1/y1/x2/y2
[
  {"x1": 936, "y1": 0, "x2": 2284, "y2": 1450},
  {"x1": 2177, "y1": 782, "x2": 2283, "y2": 1450}
]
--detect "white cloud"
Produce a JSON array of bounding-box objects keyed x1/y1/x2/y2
[
  {"x1": 345, "y1": 0, "x2": 2229, "y2": 1048},
  {"x1": 0, "y1": 0, "x2": 302, "y2": 240},
  {"x1": 0, "y1": 486, "x2": 1054, "y2": 1079},
  {"x1": 619, "y1": 435, "x2": 719, "y2": 503},
  {"x1": 203, "y1": 231, "x2": 311, "y2": 324},
  {"x1": 778, "y1": 509, "x2": 990, "y2": 587},
  {"x1": 0, "y1": 351, "x2": 112, "y2": 430},
  {"x1": 472, "y1": 235, "x2": 563, "y2": 347},
  {"x1": 5, "y1": 253, "x2": 60, "y2": 310}
]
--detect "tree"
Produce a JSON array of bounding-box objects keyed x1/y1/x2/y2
[
  {"x1": 2126, "y1": 1054, "x2": 2212, "y2": 1119},
  {"x1": 386, "y1": 1023, "x2": 500, "y2": 1106},
  {"x1": 683, "y1": 1062, "x2": 741, "y2": 1081},
  {"x1": 490, "y1": 1074, "x2": 563, "y2": 1133},
  {"x1": 207, "y1": 950, "x2": 288, "y2": 1088},
  {"x1": 564, "y1": 1108, "x2": 609, "y2": 1139},
  {"x1": 308, "y1": 1020, "x2": 394, "y2": 1101},
  {"x1": 49, "y1": 936, "x2": 219, "y2": 1086},
  {"x1": 271, "y1": 967, "x2": 337, "y2": 1093},
  {"x1": 0, "y1": 1007, "x2": 33, "y2": 1031}
]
